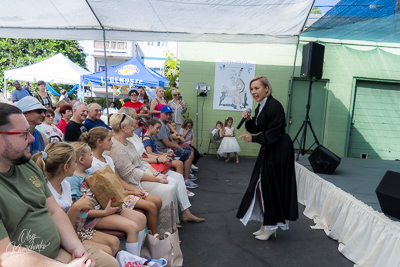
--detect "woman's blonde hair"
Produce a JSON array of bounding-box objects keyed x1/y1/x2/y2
[
  {"x1": 250, "y1": 76, "x2": 272, "y2": 96},
  {"x1": 32, "y1": 142, "x2": 75, "y2": 180},
  {"x1": 109, "y1": 112, "x2": 134, "y2": 133},
  {"x1": 171, "y1": 87, "x2": 180, "y2": 96},
  {"x1": 118, "y1": 107, "x2": 137, "y2": 119},
  {"x1": 70, "y1": 142, "x2": 90, "y2": 159},
  {"x1": 156, "y1": 86, "x2": 164, "y2": 94},
  {"x1": 81, "y1": 127, "x2": 112, "y2": 150}
]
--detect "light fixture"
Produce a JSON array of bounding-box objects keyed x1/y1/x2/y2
[{"x1": 195, "y1": 82, "x2": 211, "y2": 97}]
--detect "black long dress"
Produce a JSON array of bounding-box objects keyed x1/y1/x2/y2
[{"x1": 236, "y1": 95, "x2": 298, "y2": 226}]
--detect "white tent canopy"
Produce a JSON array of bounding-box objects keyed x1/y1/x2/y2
[
  {"x1": 4, "y1": 53, "x2": 89, "y2": 85},
  {"x1": 0, "y1": 0, "x2": 314, "y2": 44}
]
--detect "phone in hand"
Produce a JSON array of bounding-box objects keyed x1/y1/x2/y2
[{"x1": 178, "y1": 96, "x2": 182, "y2": 101}]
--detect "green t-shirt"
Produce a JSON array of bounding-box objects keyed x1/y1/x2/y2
[{"x1": 0, "y1": 160, "x2": 61, "y2": 258}]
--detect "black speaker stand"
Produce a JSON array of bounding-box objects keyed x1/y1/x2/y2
[{"x1": 292, "y1": 77, "x2": 320, "y2": 161}]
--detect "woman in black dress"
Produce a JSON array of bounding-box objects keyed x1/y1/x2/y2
[{"x1": 237, "y1": 76, "x2": 298, "y2": 240}]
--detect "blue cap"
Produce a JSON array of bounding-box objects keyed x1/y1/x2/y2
[
  {"x1": 17, "y1": 96, "x2": 47, "y2": 113},
  {"x1": 161, "y1": 105, "x2": 173, "y2": 113}
]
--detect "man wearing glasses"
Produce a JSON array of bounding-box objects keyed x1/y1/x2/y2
[
  {"x1": 122, "y1": 89, "x2": 150, "y2": 135},
  {"x1": 0, "y1": 103, "x2": 118, "y2": 266},
  {"x1": 16, "y1": 96, "x2": 49, "y2": 155},
  {"x1": 83, "y1": 103, "x2": 111, "y2": 131}
]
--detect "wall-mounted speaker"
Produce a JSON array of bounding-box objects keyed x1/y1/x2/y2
[
  {"x1": 376, "y1": 170, "x2": 400, "y2": 219},
  {"x1": 300, "y1": 42, "x2": 325, "y2": 80}
]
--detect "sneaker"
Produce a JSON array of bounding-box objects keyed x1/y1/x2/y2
[
  {"x1": 185, "y1": 180, "x2": 199, "y2": 189},
  {"x1": 189, "y1": 174, "x2": 198, "y2": 181},
  {"x1": 187, "y1": 191, "x2": 195, "y2": 197},
  {"x1": 191, "y1": 164, "x2": 199, "y2": 171}
]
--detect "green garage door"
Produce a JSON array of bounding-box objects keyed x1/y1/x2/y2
[
  {"x1": 288, "y1": 79, "x2": 328, "y2": 152},
  {"x1": 348, "y1": 80, "x2": 400, "y2": 160}
]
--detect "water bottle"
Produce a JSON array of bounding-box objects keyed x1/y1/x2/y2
[{"x1": 73, "y1": 212, "x2": 88, "y2": 232}]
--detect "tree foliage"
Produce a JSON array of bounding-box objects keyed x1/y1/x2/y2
[
  {"x1": 0, "y1": 38, "x2": 87, "y2": 94},
  {"x1": 163, "y1": 51, "x2": 180, "y2": 88},
  {"x1": 311, "y1": 7, "x2": 322, "y2": 14}
]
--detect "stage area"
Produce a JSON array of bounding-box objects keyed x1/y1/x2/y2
[{"x1": 179, "y1": 156, "x2": 354, "y2": 266}]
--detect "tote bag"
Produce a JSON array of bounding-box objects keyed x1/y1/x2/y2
[{"x1": 141, "y1": 230, "x2": 183, "y2": 267}]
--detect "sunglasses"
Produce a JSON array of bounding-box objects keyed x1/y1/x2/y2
[
  {"x1": 0, "y1": 128, "x2": 30, "y2": 140},
  {"x1": 34, "y1": 110, "x2": 45, "y2": 114},
  {"x1": 119, "y1": 113, "x2": 127, "y2": 129},
  {"x1": 130, "y1": 94, "x2": 138, "y2": 96},
  {"x1": 173, "y1": 93, "x2": 181, "y2": 96},
  {"x1": 45, "y1": 114, "x2": 54, "y2": 118}
]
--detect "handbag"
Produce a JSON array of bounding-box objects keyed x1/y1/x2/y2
[
  {"x1": 142, "y1": 155, "x2": 172, "y2": 174},
  {"x1": 141, "y1": 230, "x2": 183, "y2": 267},
  {"x1": 116, "y1": 250, "x2": 163, "y2": 267},
  {"x1": 84, "y1": 165, "x2": 128, "y2": 209}
]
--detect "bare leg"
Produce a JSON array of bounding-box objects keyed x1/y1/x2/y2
[
  {"x1": 235, "y1": 152, "x2": 239, "y2": 163},
  {"x1": 95, "y1": 214, "x2": 140, "y2": 243},
  {"x1": 83, "y1": 231, "x2": 120, "y2": 256},
  {"x1": 134, "y1": 196, "x2": 161, "y2": 234},
  {"x1": 183, "y1": 150, "x2": 194, "y2": 180},
  {"x1": 256, "y1": 183, "x2": 264, "y2": 217},
  {"x1": 225, "y1": 153, "x2": 230, "y2": 162},
  {"x1": 171, "y1": 159, "x2": 184, "y2": 175}
]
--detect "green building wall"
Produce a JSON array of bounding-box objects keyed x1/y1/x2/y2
[
  {"x1": 179, "y1": 42, "x2": 299, "y2": 156},
  {"x1": 179, "y1": 40, "x2": 400, "y2": 158}
]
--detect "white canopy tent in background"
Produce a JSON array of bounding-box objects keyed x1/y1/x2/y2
[
  {"x1": 4, "y1": 53, "x2": 89, "y2": 85},
  {"x1": 0, "y1": 0, "x2": 314, "y2": 109},
  {"x1": 0, "y1": 0, "x2": 313, "y2": 44}
]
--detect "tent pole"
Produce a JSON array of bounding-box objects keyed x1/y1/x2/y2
[
  {"x1": 3, "y1": 77, "x2": 7, "y2": 103},
  {"x1": 286, "y1": 0, "x2": 314, "y2": 123},
  {"x1": 85, "y1": 0, "x2": 108, "y2": 111},
  {"x1": 285, "y1": 36, "x2": 300, "y2": 123},
  {"x1": 103, "y1": 29, "x2": 109, "y2": 113}
]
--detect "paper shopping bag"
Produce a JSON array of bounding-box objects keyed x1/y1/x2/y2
[{"x1": 84, "y1": 165, "x2": 128, "y2": 209}]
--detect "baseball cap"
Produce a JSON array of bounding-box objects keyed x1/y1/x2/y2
[
  {"x1": 161, "y1": 106, "x2": 173, "y2": 113},
  {"x1": 17, "y1": 96, "x2": 47, "y2": 113}
]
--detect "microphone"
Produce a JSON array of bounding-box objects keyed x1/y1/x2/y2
[{"x1": 237, "y1": 108, "x2": 252, "y2": 129}]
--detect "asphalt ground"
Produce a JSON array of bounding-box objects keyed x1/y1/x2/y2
[{"x1": 178, "y1": 156, "x2": 354, "y2": 267}]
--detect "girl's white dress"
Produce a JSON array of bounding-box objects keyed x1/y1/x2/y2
[{"x1": 217, "y1": 127, "x2": 241, "y2": 157}]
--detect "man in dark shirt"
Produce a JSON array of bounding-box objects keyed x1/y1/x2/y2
[
  {"x1": 83, "y1": 103, "x2": 111, "y2": 131},
  {"x1": 64, "y1": 102, "x2": 88, "y2": 142}
]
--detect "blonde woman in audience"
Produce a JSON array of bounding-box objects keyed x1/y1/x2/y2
[
  {"x1": 32, "y1": 142, "x2": 120, "y2": 257},
  {"x1": 106, "y1": 113, "x2": 205, "y2": 229},
  {"x1": 150, "y1": 87, "x2": 167, "y2": 119},
  {"x1": 168, "y1": 88, "x2": 186, "y2": 131}
]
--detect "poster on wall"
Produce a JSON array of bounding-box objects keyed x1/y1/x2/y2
[{"x1": 213, "y1": 59, "x2": 256, "y2": 111}]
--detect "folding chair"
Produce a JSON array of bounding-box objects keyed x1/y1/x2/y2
[{"x1": 207, "y1": 126, "x2": 221, "y2": 158}]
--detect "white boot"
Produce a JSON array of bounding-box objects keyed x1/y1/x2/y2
[
  {"x1": 125, "y1": 242, "x2": 139, "y2": 256},
  {"x1": 255, "y1": 229, "x2": 277, "y2": 241},
  {"x1": 253, "y1": 224, "x2": 264, "y2": 236}
]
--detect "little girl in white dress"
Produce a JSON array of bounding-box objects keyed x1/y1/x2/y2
[{"x1": 217, "y1": 117, "x2": 241, "y2": 163}]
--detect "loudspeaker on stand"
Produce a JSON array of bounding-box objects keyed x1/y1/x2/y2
[{"x1": 300, "y1": 42, "x2": 325, "y2": 80}]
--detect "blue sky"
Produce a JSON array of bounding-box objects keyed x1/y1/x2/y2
[{"x1": 314, "y1": 0, "x2": 341, "y2": 13}]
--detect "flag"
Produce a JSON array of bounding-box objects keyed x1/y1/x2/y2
[
  {"x1": 6, "y1": 76, "x2": 12, "y2": 82},
  {"x1": 33, "y1": 78, "x2": 36, "y2": 83},
  {"x1": 87, "y1": 80, "x2": 91, "y2": 85},
  {"x1": 115, "y1": 88, "x2": 123, "y2": 96},
  {"x1": 49, "y1": 80, "x2": 55, "y2": 85}
]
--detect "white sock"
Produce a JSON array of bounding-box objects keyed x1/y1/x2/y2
[
  {"x1": 137, "y1": 230, "x2": 145, "y2": 255},
  {"x1": 125, "y1": 242, "x2": 139, "y2": 256}
]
